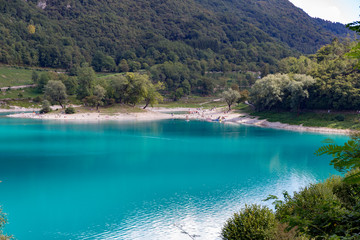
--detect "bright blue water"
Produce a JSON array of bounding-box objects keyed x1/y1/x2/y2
[{"x1": 0, "y1": 114, "x2": 348, "y2": 239}]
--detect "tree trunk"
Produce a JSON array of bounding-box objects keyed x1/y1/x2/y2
[{"x1": 143, "y1": 99, "x2": 150, "y2": 109}]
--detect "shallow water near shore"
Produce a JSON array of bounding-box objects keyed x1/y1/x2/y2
[{"x1": 0, "y1": 115, "x2": 348, "y2": 239}]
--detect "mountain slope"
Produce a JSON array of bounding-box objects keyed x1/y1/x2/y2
[{"x1": 0, "y1": 0, "x2": 352, "y2": 71}]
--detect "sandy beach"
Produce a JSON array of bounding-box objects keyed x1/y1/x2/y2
[{"x1": 6, "y1": 106, "x2": 352, "y2": 135}]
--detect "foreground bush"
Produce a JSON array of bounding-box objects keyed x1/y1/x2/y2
[
  {"x1": 273, "y1": 173, "x2": 360, "y2": 239},
  {"x1": 221, "y1": 204, "x2": 276, "y2": 240}
]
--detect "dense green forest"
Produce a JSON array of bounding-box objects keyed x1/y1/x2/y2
[{"x1": 0, "y1": 0, "x2": 351, "y2": 75}]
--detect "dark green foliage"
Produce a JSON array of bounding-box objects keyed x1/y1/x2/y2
[
  {"x1": 272, "y1": 175, "x2": 360, "y2": 239},
  {"x1": 44, "y1": 80, "x2": 67, "y2": 108},
  {"x1": 118, "y1": 59, "x2": 129, "y2": 73},
  {"x1": 259, "y1": 40, "x2": 360, "y2": 111},
  {"x1": 0, "y1": 0, "x2": 350, "y2": 73},
  {"x1": 37, "y1": 72, "x2": 50, "y2": 92},
  {"x1": 83, "y1": 96, "x2": 98, "y2": 108},
  {"x1": 31, "y1": 71, "x2": 39, "y2": 83},
  {"x1": 173, "y1": 88, "x2": 184, "y2": 101},
  {"x1": 76, "y1": 66, "x2": 95, "y2": 100},
  {"x1": 335, "y1": 115, "x2": 345, "y2": 121},
  {"x1": 105, "y1": 72, "x2": 163, "y2": 106},
  {"x1": 65, "y1": 106, "x2": 75, "y2": 114},
  {"x1": 315, "y1": 135, "x2": 360, "y2": 184},
  {"x1": 32, "y1": 95, "x2": 42, "y2": 103},
  {"x1": 91, "y1": 52, "x2": 116, "y2": 72},
  {"x1": 39, "y1": 100, "x2": 51, "y2": 113},
  {"x1": 221, "y1": 204, "x2": 276, "y2": 240},
  {"x1": 60, "y1": 75, "x2": 78, "y2": 95}
]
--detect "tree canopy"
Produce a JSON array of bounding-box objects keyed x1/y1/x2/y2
[{"x1": 44, "y1": 80, "x2": 67, "y2": 108}]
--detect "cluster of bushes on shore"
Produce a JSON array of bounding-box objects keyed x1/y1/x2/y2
[
  {"x1": 33, "y1": 66, "x2": 164, "y2": 112},
  {"x1": 222, "y1": 135, "x2": 360, "y2": 240},
  {"x1": 249, "y1": 40, "x2": 360, "y2": 112}
]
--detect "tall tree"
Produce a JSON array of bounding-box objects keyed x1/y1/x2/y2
[
  {"x1": 44, "y1": 80, "x2": 67, "y2": 108},
  {"x1": 76, "y1": 66, "x2": 96, "y2": 100},
  {"x1": 143, "y1": 82, "x2": 164, "y2": 109},
  {"x1": 93, "y1": 85, "x2": 106, "y2": 110},
  {"x1": 222, "y1": 89, "x2": 240, "y2": 111}
]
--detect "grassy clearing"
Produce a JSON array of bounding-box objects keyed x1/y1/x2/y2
[
  {"x1": 0, "y1": 65, "x2": 41, "y2": 87},
  {"x1": 0, "y1": 88, "x2": 41, "y2": 100},
  {"x1": 250, "y1": 111, "x2": 360, "y2": 130},
  {"x1": 4, "y1": 100, "x2": 40, "y2": 108}
]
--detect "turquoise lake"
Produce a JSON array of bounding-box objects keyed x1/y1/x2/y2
[{"x1": 0, "y1": 114, "x2": 348, "y2": 239}]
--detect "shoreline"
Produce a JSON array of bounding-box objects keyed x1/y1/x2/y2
[{"x1": 6, "y1": 107, "x2": 353, "y2": 135}]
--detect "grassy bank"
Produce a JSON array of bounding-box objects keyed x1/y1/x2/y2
[
  {"x1": 0, "y1": 65, "x2": 41, "y2": 87},
  {"x1": 250, "y1": 111, "x2": 360, "y2": 130}
]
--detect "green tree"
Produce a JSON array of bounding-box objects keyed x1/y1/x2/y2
[
  {"x1": 173, "y1": 88, "x2": 184, "y2": 101},
  {"x1": 250, "y1": 74, "x2": 315, "y2": 112},
  {"x1": 92, "y1": 52, "x2": 116, "y2": 72},
  {"x1": 143, "y1": 82, "x2": 164, "y2": 109},
  {"x1": 76, "y1": 66, "x2": 96, "y2": 100},
  {"x1": 286, "y1": 74, "x2": 315, "y2": 114},
  {"x1": 37, "y1": 72, "x2": 50, "y2": 92},
  {"x1": 60, "y1": 75, "x2": 78, "y2": 95},
  {"x1": 40, "y1": 100, "x2": 52, "y2": 114},
  {"x1": 222, "y1": 89, "x2": 240, "y2": 111},
  {"x1": 250, "y1": 74, "x2": 290, "y2": 111},
  {"x1": 108, "y1": 75, "x2": 129, "y2": 103},
  {"x1": 44, "y1": 80, "x2": 67, "y2": 108},
  {"x1": 31, "y1": 71, "x2": 39, "y2": 84},
  {"x1": 125, "y1": 72, "x2": 149, "y2": 106},
  {"x1": 118, "y1": 59, "x2": 129, "y2": 72},
  {"x1": 93, "y1": 85, "x2": 106, "y2": 110}
]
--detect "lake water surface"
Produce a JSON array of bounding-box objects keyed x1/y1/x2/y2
[{"x1": 0, "y1": 115, "x2": 347, "y2": 239}]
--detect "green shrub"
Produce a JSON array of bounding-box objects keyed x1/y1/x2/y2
[
  {"x1": 33, "y1": 96, "x2": 43, "y2": 103},
  {"x1": 335, "y1": 114, "x2": 345, "y2": 121},
  {"x1": 65, "y1": 107, "x2": 76, "y2": 114},
  {"x1": 274, "y1": 223, "x2": 307, "y2": 240},
  {"x1": 273, "y1": 175, "x2": 360, "y2": 239},
  {"x1": 221, "y1": 204, "x2": 276, "y2": 240},
  {"x1": 40, "y1": 100, "x2": 51, "y2": 114}
]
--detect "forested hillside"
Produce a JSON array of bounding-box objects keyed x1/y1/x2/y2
[{"x1": 0, "y1": 0, "x2": 351, "y2": 73}]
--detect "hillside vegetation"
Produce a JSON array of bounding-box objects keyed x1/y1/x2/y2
[{"x1": 0, "y1": 0, "x2": 351, "y2": 74}]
